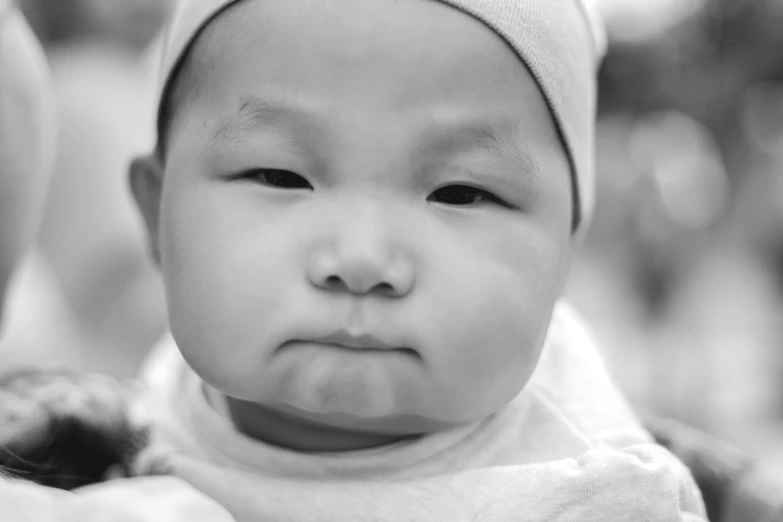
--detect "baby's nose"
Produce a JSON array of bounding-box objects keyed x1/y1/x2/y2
[{"x1": 306, "y1": 243, "x2": 415, "y2": 297}]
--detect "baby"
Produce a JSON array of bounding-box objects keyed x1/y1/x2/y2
[
  {"x1": 1, "y1": 0, "x2": 708, "y2": 520},
  {"x1": 121, "y1": 0, "x2": 708, "y2": 518}
]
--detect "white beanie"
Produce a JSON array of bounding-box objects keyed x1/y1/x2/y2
[{"x1": 156, "y1": 0, "x2": 606, "y2": 231}]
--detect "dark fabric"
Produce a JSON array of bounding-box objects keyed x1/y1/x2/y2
[{"x1": 0, "y1": 368, "x2": 146, "y2": 489}]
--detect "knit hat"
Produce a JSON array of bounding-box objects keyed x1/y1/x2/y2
[{"x1": 156, "y1": 0, "x2": 606, "y2": 231}]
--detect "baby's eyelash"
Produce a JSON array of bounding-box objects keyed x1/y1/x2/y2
[
  {"x1": 428, "y1": 184, "x2": 513, "y2": 209},
  {"x1": 231, "y1": 169, "x2": 313, "y2": 190}
]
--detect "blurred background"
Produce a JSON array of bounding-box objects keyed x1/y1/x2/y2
[{"x1": 2, "y1": 0, "x2": 783, "y2": 477}]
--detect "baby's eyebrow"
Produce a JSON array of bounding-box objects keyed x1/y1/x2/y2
[
  {"x1": 429, "y1": 118, "x2": 542, "y2": 181},
  {"x1": 208, "y1": 96, "x2": 309, "y2": 145},
  {"x1": 207, "y1": 97, "x2": 540, "y2": 183}
]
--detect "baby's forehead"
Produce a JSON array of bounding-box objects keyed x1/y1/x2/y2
[
  {"x1": 185, "y1": 0, "x2": 523, "y2": 80},
  {"x1": 177, "y1": 0, "x2": 542, "y2": 115}
]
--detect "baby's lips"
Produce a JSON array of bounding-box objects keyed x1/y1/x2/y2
[
  {"x1": 294, "y1": 329, "x2": 421, "y2": 359},
  {"x1": 314, "y1": 329, "x2": 399, "y2": 350}
]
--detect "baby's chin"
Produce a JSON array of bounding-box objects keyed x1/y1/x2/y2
[
  {"x1": 216, "y1": 367, "x2": 480, "y2": 438},
  {"x1": 253, "y1": 340, "x2": 428, "y2": 421},
  {"x1": 260, "y1": 363, "x2": 420, "y2": 429},
  {"x1": 223, "y1": 393, "x2": 476, "y2": 452},
  {"x1": 236, "y1": 368, "x2": 496, "y2": 438}
]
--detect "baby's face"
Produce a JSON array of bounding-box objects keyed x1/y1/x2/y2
[{"x1": 154, "y1": 0, "x2": 572, "y2": 433}]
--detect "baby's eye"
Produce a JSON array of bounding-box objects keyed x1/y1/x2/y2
[
  {"x1": 428, "y1": 184, "x2": 508, "y2": 208},
  {"x1": 234, "y1": 169, "x2": 313, "y2": 190}
]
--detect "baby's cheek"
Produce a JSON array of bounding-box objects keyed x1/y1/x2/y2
[
  {"x1": 425, "y1": 263, "x2": 555, "y2": 419},
  {"x1": 161, "y1": 222, "x2": 288, "y2": 387}
]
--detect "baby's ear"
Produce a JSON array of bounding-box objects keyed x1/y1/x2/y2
[{"x1": 129, "y1": 154, "x2": 164, "y2": 265}]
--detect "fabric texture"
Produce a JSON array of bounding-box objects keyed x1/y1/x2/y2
[
  {"x1": 1, "y1": 476, "x2": 235, "y2": 521},
  {"x1": 155, "y1": 0, "x2": 606, "y2": 231}
]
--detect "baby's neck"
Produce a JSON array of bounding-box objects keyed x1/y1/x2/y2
[{"x1": 221, "y1": 395, "x2": 413, "y2": 452}]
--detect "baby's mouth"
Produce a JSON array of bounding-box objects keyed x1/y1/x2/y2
[{"x1": 293, "y1": 330, "x2": 420, "y2": 358}]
